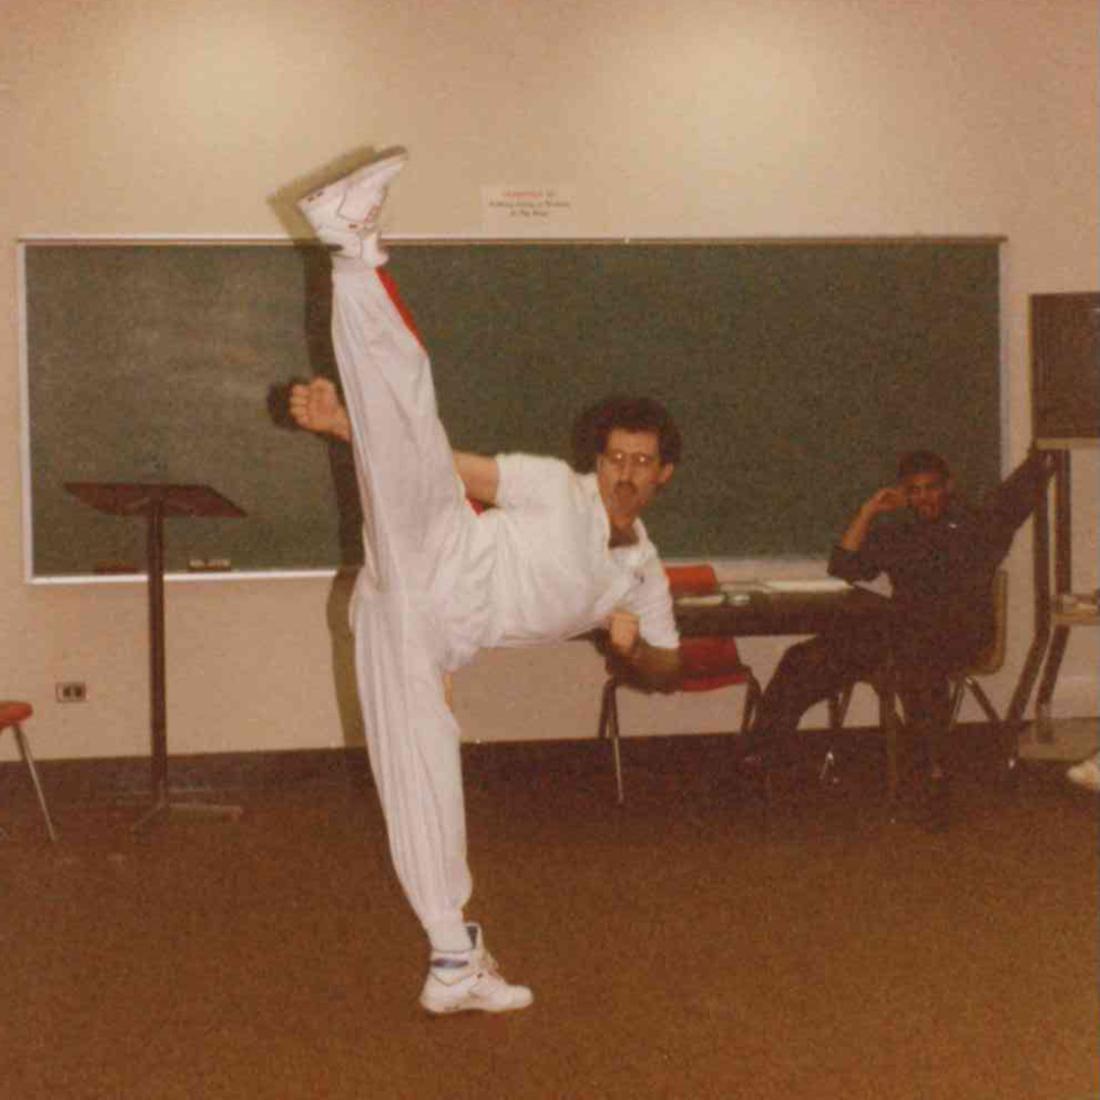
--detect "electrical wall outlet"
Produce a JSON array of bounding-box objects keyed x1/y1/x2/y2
[{"x1": 56, "y1": 681, "x2": 87, "y2": 703}]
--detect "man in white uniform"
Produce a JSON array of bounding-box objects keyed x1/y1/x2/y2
[{"x1": 291, "y1": 149, "x2": 682, "y2": 1015}]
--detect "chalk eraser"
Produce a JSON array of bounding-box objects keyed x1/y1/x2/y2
[{"x1": 187, "y1": 558, "x2": 232, "y2": 572}]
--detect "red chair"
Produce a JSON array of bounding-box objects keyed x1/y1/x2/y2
[
  {"x1": 596, "y1": 563, "x2": 762, "y2": 803},
  {"x1": 0, "y1": 701, "x2": 58, "y2": 842}
]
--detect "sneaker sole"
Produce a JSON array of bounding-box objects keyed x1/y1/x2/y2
[{"x1": 420, "y1": 990, "x2": 534, "y2": 1015}]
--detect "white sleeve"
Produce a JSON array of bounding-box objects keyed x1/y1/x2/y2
[
  {"x1": 494, "y1": 453, "x2": 570, "y2": 511},
  {"x1": 625, "y1": 553, "x2": 680, "y2": 650}
]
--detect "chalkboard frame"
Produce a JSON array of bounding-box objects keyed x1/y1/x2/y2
[{"x1": 18, "y1": 235, "x2": 1004, "y2": 582}]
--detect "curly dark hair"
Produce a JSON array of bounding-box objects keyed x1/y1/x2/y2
[
  {"x1": 897, "y1": 449, "x2": 951, "y2": 482},
  {"x1": 570, "y1": 395, "x2": 682, "y2": 473}
]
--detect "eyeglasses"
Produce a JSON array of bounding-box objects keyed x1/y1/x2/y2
[{"x1": 600, "y1": 449, "x2": 661, "y2": 471}]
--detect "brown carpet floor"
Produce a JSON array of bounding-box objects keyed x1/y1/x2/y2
[{"x1": 2, "y1": 731, "x2": 1098, "y2": 1100}]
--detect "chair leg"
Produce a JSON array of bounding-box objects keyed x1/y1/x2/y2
[
  {"x1": 739, "y1": 675, "x2": 762, "y2": 735},
  {"x1": 957, "y1": 677, "x2": 1019, "y2": 775},
  {"x1": 11, "y1": 723, "x2": 58, "y2": 842},
  {"x1": 597, "y1": 680, "x2": 625, "y2": 805},
  {"x1": 964, "y1": 678, "x2": 1002, "y2": 726},
  {"x1": 596, "y1": 680, "x2": 611, "y2": 743},
  {"x1": 820, "y1": 688, "x2": 849, "y2": 786},
  {"x1": 947, "y1": 677, "x2": 968, "y2": 726},
  {"x1": 832, "y1": 684, "x2": 855, "y2": 727},
  {"x1": 608, "y1": 689, "x2": 624, "y2": 806},
  {"x1": 877, "y1": 683, "x2": 901, "y2": 803}
]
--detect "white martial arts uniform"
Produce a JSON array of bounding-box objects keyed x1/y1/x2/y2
[{"x1": 329, "y1": 256, "x2": 678, "y2": 950}]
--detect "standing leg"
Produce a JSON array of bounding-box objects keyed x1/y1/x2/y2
[{"x1": 351, "y1": 591, "x2": 470, "y2": 947}]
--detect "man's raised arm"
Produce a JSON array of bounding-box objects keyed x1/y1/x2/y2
[{"x1": 290, "y1": 378, "x2": 500, "y2": 505}]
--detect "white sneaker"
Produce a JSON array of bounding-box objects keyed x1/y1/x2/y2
[
  {"x1": 419, "y1": 923, "x2": 534, "y2": 1016},
  {"x1": 1066, "y1": 754, "x2": 1100, "y2": 793},
  {"x1": 296, "y1": 149, "x2": 407, "y2": 262}
]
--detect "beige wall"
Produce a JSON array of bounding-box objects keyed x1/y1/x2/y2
[{"x1": 2, "y1": 0, "x2": 1097, "y2": 761}]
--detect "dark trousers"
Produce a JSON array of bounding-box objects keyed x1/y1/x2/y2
[{"x1": 751, "y1": 617, "x2": 981, "y2": 772}]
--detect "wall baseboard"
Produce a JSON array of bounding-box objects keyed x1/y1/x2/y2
[
  {"x1": 0, "y1": 746, "x2": 371, "y2": 803},
  {"x1": 2, "y1": 721, "x2": 1090, "y2": 806}
]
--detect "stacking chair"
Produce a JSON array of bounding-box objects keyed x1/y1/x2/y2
[
  {"x1": 822, "y1": 569, "x2": 1009, "y2": 785},
  {"x1": 0, "y1": 700, "x2": 59, "y2": 842},
  {"x1": 596, "y1": 563, "x2": 761, "y2": 804}
]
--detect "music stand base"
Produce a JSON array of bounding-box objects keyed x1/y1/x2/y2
[{"x1": 132, "y1": 794, "x2": 244, "y2": 832}]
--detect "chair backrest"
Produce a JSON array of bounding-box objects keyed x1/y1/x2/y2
[
  {"x1": 678, "y1": 636, "x2": 753, "y2": 691},
  {"x1": 969, "y1": 569, "x2": 1008, "y2": 677},
  {"x1": 664, "y1": 562, "x2": 717, "y2": 597},
  {"x1": 662, "y1": 563, "x2": 754, "y2": 690}
]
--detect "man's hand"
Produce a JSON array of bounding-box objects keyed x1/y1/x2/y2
[
  {"x1": 838, "y1": 485, "x2": 906, "y2": 551},
  {"x1": 289, "y1": 377, "x2": 351, "y2": 442},
  {"x1": 862, "y1": 486, "x2": 907, "y2": 516},
  {"x1": 607, "y1": 610, "x2": 641, "y2": 658},
  {"x1": 453, "y1": 452, "x2": 500, "y2": 506},
  {"x1": 605, "y1": 610, "x2": 681, "y2": 691}
]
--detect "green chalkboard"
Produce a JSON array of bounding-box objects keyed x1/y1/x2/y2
[{"x1": 22, "y1": 239, "x2": 1001, "y2": 577}]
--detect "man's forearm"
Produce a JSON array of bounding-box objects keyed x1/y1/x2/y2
[
  {"x1": 839, "y1": 490, "x2": 898, "y2": 551},
  {"x1": 838, "y1": 507, "x2": 876, "y2": 552},
  {"x1": 615, "y1": 641, "x2": 682, "y2": 692}
]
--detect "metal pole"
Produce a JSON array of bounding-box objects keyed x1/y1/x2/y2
[{"x1": 148, "y1": 498, "x2": 168, "y2": 804}]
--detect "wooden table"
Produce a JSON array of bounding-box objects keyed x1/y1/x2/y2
[{"x1": 675, "y1": 584, "x2": 895, "y2": 639}]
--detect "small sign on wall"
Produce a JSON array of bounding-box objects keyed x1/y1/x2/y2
[{"x1": 481, "y1": 185, "x2": 577, "y2": 235}]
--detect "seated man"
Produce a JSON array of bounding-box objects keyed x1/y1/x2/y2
[
  {"x1": 289, "y1": 148, "x2": 682, "y2": 1014},
  {"x1": 744, "y1": 447, "x2": 1049, "y2": 825}
]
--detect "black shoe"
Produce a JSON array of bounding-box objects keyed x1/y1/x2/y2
[
  {"x1": 730, "y1": 735, "x2": 767, "y2": 769},
  {"x1": 729, "y1": 740, "x2": 772, "y2": 799}
]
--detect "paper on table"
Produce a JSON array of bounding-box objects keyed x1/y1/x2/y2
[
  {"x1": 674, "y1": 593, "x2": 726, "y2": 608},
  {"x1": 762, "y1": 578, "x2": 851, "y2": 592}
]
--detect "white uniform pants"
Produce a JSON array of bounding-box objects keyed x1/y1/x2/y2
[{"x1": 330, "y1": 257, "x2": 489, "y2": 951}]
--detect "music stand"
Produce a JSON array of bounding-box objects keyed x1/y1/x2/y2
[{"x1": 65, "y1": 482, "x2": 246, "y2": 829}]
